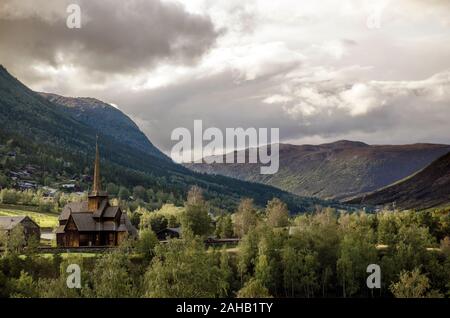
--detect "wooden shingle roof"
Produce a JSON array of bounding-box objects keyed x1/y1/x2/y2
[{"x1": 0, "y1": 216, "x2": 39, "y2": 230}]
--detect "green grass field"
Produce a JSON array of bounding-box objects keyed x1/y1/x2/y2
[{"x1": 0, "y1": 204, "x2": 58, "y2": 228}]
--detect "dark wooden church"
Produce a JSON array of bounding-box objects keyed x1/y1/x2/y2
[{"x1": 56, "y1": 140, "x2": 137, "y2": 247}]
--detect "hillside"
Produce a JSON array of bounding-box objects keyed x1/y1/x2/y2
[
  {"x1": 39, "y1": 93, "x2": 167, "y2": 160},
  {"x1": 0, "y1": 65, "x2": 326, "y2": 213},
  {"x1": 345, "y1": 151, "x2": 450, "y2": 210},
  {"x1": 186, "y1": 141, "x2": 450, "y2": 199}
]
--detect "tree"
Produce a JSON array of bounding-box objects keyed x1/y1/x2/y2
[
  {"x1": 7, "y1": 224, "x2": 26, "y2": 254},
  {"x1": 236, "y1": 278, "x2": 272, "y2": 298},
  {"x1": 282, "y1": 245, "x2": 298, "y2": 297},
  {"x1": 90, "y1": 251, "x2": 134, "y2": 298},
  {"x1": 167, "y1": 214, "x2": 180, "y2": 228},
  {"x1": 390, "y1": 268, "x2": 443, "y2": 298},
  {"x1": 381, "y1": 221, "x2": 436, "y2": 288},
  {"x1": 337, "y1": 213, "x2": 377, "y2": 297},
  {"x1": 0, "y1": 189, "x2": 19, "y2": 204},
  {"x1": 215, "y1": 215, "x2": 234, "y2": 238},
  {"x1": 185, "y1": 186, "x2": 200, "y2": 204},
  {"x1": 140, "y1": 213, "x2": 168, "y2": 233},
  {"x1": 143, "y1": 238, "x2": 227, "y2": 297},
  {"x1": 254, "y1": 228, "x2": 283, "y2": 294},
  {"x1": 234, "y1": 198, "x2": 258, "y2": 238},
  {"x1": 133, "y1": 186, "x2": 148, "y2": 202},
  {"x1": 118, "y1": 187, "x2": 130, "y2": 200},
  {"x1": 135, "y1": 229, "x2": 159, "y2": 261},
  {"x1": 219, "y1": 248, "x2": 233, "y2": 297},
  {"x1": 180, "y1": 187, "x2": 212, "y2": 237},
  {"x1": 237, "y1": 227, "x2": 260, "y2": 281},
  {"x1": 106, "y1": 182, "x2": 119, "y2": 196},
  {"x1": 266, "y1": 198, "x2": 289, "y2": 228},
  {"x1": 37, "y1": 276, "x2": 81, "y2": 298},
  {"x1": 11, "y1": 271, "x2": 38, "y2": 298},
  {"x1": 293, "y1": 208, "x2": 340, "y2": 297}
]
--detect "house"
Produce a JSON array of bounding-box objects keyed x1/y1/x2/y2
[
  {"x1": 0, "y1": 216, "x2": 41, "y2": 241},
  {"x1": 157, "y1": 227, "x2": 181, "y2": 240},
  {"x1": 55, "y1": 139, "x2": 137, "y2": 247}
]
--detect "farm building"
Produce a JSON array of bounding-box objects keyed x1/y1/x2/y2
[
  {"x1": 56, "y1": 140, "x2": 137, "y2": 247},
  {"x1": 0, "y1": 216, "x2": 41, "y2": 241}
]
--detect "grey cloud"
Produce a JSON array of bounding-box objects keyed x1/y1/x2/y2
[
  {"x1": 0, "y1": 0, "x2": 219, "y2": 81},
  {"x1": 109, "y1": 65, "x2": 450, "y2": 153}
]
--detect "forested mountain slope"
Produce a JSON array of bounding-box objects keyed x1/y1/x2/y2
[{"x1": 346, "y1": 151, "x2": 450, "y2": 210}]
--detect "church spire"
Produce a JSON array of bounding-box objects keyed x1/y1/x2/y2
[
  {"x1": 88, "y1": 136, "x2": 107, "y2": 212},
  {"x1": 92, "y1": 135, "x2": 101, "y2": 195}
]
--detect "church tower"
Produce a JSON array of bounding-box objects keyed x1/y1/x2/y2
[{"x1": 88, "y1": 136, "x2": 108, "y2": 212}]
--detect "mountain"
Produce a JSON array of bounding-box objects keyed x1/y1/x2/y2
[
  {"x1": 345, "y1": 151, "x2": 450, "y2": 210},
  {"x1": 0, "y1": 64, "x2": 327, "y2": 212},
  {"x1": 39, "y1": 93, "x2": 166, "y2": 160},
  {"x1": 185, "y1": 141, "x2": 450, "y2": 200}
]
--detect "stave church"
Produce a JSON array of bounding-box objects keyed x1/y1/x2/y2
[{"x1": 56, "y1": 140, "x2": 137, "y2": 247}]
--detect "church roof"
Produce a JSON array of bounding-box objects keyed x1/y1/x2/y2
[
  {"x1": 59, "y1": 201, "x2": 88, "y2": 221},
  {"x1": 59, "y1": 211, "x2": 137, "y2": 234},
  {"x1": 71, "y1": 213, "x2": 97, "y2": 231},
  {"x1": 103, "y1": 206, "x2": 120, "y2": 218},
  {"x1": 60, "y1": 198, "x2": 120, "y2": 221}
]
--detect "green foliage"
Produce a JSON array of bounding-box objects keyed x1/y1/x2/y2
[
  {"x1": 132, "y1": 186, "x2": 148, "y2": 201},
  {"x1": 336, "y1": 213, "x2": 378, "y2": 297},
  {"x1": 282, "y1": 244, "x2": 319, "y2": 297},
  {"x1": 215, "y1": 214, "x2": 234, "y2": 238},
  {"x1": 143, "y1": 238, "x2": 227, "y2": 297},
  {"x1": 236, "y1": 278, "x2": 272, "y2": 298},
  {"x1": 0, "y1": 194, "x2": 448, "y2": 299},
  {"x1": 266, "y1": 198, "x2": 289, "y2": 228},
  {"x1": 234, "y1": 198, "x2": 259, "y2": 238},
  {"x1": 141, "y1": 212, "x2": 168, "y2": 233},
  {"x1": 118, "y1": 187, "x2": 131, "y2": 200},
  {"x1": 106, "y1": 182, "x2": 119, "y2": 196},
  {"x1": 135, "y1": 229, "x2": 159, "y2": 261},
  {"x1": 10, "y1": 270, "x2": 38, "y2": 298},
  {"x1": 6, "y1": 225, "x2": 25, "y2": 254},
  {"x1": 390, "y1": 268, "x2": 443, "y2": 298},
  {"x1": 88, "y1": 251, "x2": 135, "y2": 298},
  {"x1": 180, "y1": 187, "x2": 212, "y2": 237}
]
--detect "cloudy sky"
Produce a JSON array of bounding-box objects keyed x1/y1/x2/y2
[{"x1": 1, "y1": 0, "x2": 450, "y2": 154}]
